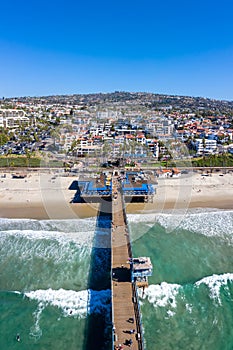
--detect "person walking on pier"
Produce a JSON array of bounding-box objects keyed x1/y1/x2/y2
[{"x1": 128, "y1": 317, "x2": 134, "y2": 323}]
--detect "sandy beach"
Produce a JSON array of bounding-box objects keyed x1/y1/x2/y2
[{"x1": 0, "y1": 170, "x2": 232, "y2": 219}]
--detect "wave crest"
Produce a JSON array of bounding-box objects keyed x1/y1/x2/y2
[
  {"x1": 139, "y1": 282, "x2": 181, "y2": 308},
  {"x1": 196, "y1": 273, "x2": 233, "y2": 304},
  {"x1": 128, "y1": 210, "x2": 233, "y2": 242},
  {"x1": 25, "y1": 288, "x2": 111, "y2": 317}
]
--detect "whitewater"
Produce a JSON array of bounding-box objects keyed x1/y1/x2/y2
[{"x1": 1, "y1": 209, "x2": 233, "y2": 349}]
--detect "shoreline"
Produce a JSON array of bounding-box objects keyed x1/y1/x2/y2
[
  {"x1": 0, "y1": 171, "x2": 233, "y2": 219},
  {"x1": 1, "y1": 199, "x2": 232, "y2": 220}
]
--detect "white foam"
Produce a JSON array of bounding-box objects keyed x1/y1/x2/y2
[
  {"x1": 156, "y1": 210, "x2": 233, "y2": 239},
  {"x1": 196, "y1": 273, "x2": 233, "y2": 304},
  {"x1": 0, "y1": 218, "x2": 37, "y2": 225},
  {"x1": 0, "y1": 229, "x2": 94, "y2": 247},
  {"x1": 0, "y1": 229, "x2": 92, "y2": 290},
  {"x1": 185, "y1": 303, "x2": 193, "y2": 313},
  {"x1": 0, "y1": 217, "x2": 97, "y2": 234},
  {"x1": 128, "y1": 210, "x2": 233, "y2": 242},
  {"x1": 12, "y1": 291, "x2": 21, "y2": 295},
  {"x1": 25, "y1": 288, "x2": 111, "y2": 318},
  {"x1": 166, "y1": 310, "x2": 176, "y2": 317},
  {"x1": 139, "y1": 282, "x2": 181, "y2": 308},
  {"x1": 29, "y1": 302, "x2": 44, "y2": 340},
  {"x1": 140, "y1": 273, "x2": 233, "y2": 310},
  {"x1": 127, "y1": 213, "x2": 157, "y2": 224},
  {"x1": 39, "y1": 218, "x2": 97, "y2": 234}
]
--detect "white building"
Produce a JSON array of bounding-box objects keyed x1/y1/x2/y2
[
  {"x1": 76, "y1": 143, "x2": 103, "y2": 157},
  {"x1": 96, "y1": 110, "x2": 121, "y2": 120},
  {"x1": 0, "y1": 116, "x2": 4, "y2": 128},
  {"x1": 146, "y1": 139, "x2": 159, "y2": 159},
  {"x1": 0, "y1": 109, "x2": 29, "y2": 128},
  {"x1": 60, "y1": 132, "x2": 78, "y2": 151},
  {"x1": 196, "y1": 138, "x2": 217, "y2": 155}
]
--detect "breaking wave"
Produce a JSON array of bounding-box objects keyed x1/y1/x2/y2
[
  {"x1": 0, "y1": 217, "x2": 96, "y2": 233},
  {"x1": 24, "y1": 288, "x2": 111, "y2": 318},
  {"x1": 196, "y1": 273, "x2": 233, "y2": 304},
  {"x1": 0, "y1": 229, "x2": 94, "y2": 247},
  {"x1": 128, "y1": 210, "x2": 233, "y2": 241},
  {"x1": 139, "y1": 282, "x2": 181, "y2": 308},
  {"x1": 140, "y1": 273, "x2": 233, "y2": 310}
]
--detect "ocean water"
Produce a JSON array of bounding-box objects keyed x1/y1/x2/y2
[
  {"x1": 0, "y1": 217, "x2": 112, "y2": 350},
  {"x1": 1, "y1": 210, "x2": 233, "y2": 349},
  {"x1": 129, "y1": 209, "x2": 233, "y2": 350}
]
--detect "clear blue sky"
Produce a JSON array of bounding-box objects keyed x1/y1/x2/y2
[{"x1": 1, "y1": 0, "x2": 233, "y2": 100}]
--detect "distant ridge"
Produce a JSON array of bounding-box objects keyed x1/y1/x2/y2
[{"x1": 2, "y1": 91, "x2": 233, "y2": 112}]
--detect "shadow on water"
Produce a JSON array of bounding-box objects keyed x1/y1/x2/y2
[{"x1": 83, "y1": 199, "x2": 112, "y2": 350}]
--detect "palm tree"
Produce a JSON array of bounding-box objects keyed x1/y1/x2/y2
[
  {"x1": 129, "y1": 140, "x2": 138, "y2": 164},
  {"x1": 50, "y1": 128, "x2": 60, "y2": 149},
  {"x1": 102, "y1": 141, "x2": 111, "y2": 163},
  {"x1": 25, "y1": 149, "x2": 32, "y2": 168},
  {"x1": 69, "y1": 139, "x2": 78, "y2": 156},
  {"x1": 119, "y1": 140, "x2": 127, "y2": 164},
  {"x1": 222, "y1": 151, "x2": 230, "y2": 172},
  {"x1": 5, "y1": 149, "x2": 12, "y2": 168}
]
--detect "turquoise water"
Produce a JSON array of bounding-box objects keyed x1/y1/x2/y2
[
  {"x1": 1, "y1": 210, "x2": 233, "y2": 349},
  {"x1": 130, "y1": 209, "x2": 233, "y2": 350},
  {"x1": 0, "y1": 218, "x2": 111, "y2": 350}
]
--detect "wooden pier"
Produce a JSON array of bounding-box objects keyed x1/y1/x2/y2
[
  {"x1": 112, "y1": 178, "x2": 144, "y2": 350},
  {"x1": 72, "y1": 170, "x2": 152, "y2": 349}
]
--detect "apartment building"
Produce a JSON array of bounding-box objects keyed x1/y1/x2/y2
[
  {"x1": 0, "y1": 109, "x2": 29, "y2": 128},
  {"x1": 195, "y1": 138, "x2": 217, "y2": 155},
  {"x1": 96, "y1": 110, "x2": 121, "y2": 120},
  {"x1": 60, "y1": 132, "x2": 78, "y2": 151}
]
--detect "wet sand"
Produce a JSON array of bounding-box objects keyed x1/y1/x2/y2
[{"x1": 0, "y1": 202, "x2": 99, "y2": 220}]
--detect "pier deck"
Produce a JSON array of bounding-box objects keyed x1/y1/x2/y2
[{"x1": 112, "y1": 179, "x2": 143, "y2": 350}]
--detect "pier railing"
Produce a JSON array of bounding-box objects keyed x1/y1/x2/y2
[
  {"x1": 111, "y1": 269, "x2": 115, "y2": 350},
  {"x1": 121, "y1": 193, "x2": 132, "y2": 259},
  {"x1": 132, "y1": 282, "x2": 145, "y2": 350},
  {"x1": 122, "y1": 193, "x2": 145, "y2": 350}
]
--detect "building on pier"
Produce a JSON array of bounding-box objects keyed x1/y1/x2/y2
[
  {"x1": 71, "y1": 170, "x2": 156, "y2": 203},
  {"x1": 131, "y1": 257, "x2": 153, "y2": 288}
]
